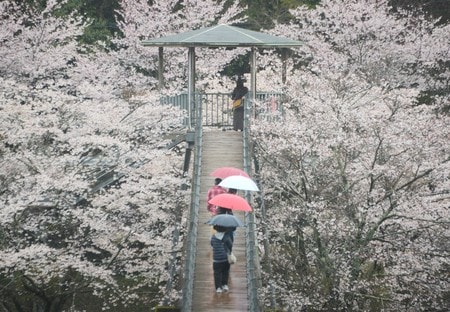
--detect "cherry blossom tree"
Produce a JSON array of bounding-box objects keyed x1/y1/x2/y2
[
  {"x1": 7, "y1": 0, "x2": 448, "y2": 310},
  {"x1": 0, "y1": 0, "x2": 196, "y2": 310},
  {"x1": 1, "y1": 0, "x2": 252, "y2": 308},
  {"x1": 251, "y1": 0, "x2": 449, "y2": 311},
  {"x1": 114, "y1": 0, "x2": 248, "y2": 93}
]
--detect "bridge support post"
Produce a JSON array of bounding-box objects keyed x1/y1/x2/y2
[{"x1": 182, "y1": 130, "x2": 196, "y2": 177}]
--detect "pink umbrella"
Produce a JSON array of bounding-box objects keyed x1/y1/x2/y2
[
  {"x1": 208, "y1": 193, "x2": 252, "y2": 212},
  {"x1": 210, "y1": 167, "x2": 250, "y2": 179}
]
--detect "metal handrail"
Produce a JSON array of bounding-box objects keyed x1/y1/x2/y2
[
  {"x1": 243, "y1": 96, "x2": 262, "y2": 312},
  {"x1": 161, "y1": 92, "x2": 284, "y2": 128},
  {"x1": 253, "y1": 157, "x2": 277, "y2": 309},
  {"x1": 181, "y1": 98, "x2": 203, "y2": 312}
]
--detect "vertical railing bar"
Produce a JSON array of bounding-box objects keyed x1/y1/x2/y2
[
  {"x1": 203, "y1": 93, "x2": 208, "y2": 126},
  {"x1": 213, "y1": 93, "x2": 217, "y2": 127},
  {"x1": 219, "y1": 94, "x2": 223, "y2": 127},
  {"x1": 209, "y1": 93, "x2": 213, "y2": 127},
  {"x1": 221, "y1": 93, "x2": 224, "y2": 127}
]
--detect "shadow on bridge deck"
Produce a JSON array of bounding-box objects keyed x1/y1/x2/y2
[{"x1": 191, "y1": 129, "x2": 248, "y2": 312}]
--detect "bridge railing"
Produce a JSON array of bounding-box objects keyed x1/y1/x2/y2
[
  {"x1": 160, "y1": 92, "x2": 285, "y2": 128},
  {"x1": 243, "y1": 95, "x2": 262, "y2": 312},
  {"x1": 181, "y1": 98, "x2": 203, "y2": 312}
]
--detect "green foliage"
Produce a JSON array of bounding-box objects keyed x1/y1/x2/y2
[
  {"x1": 282, "y1": 0, "x2": 320, "y2": 9},
  {"x1": 0, "y1": 270, "x2": 80, "y2": 311},
  {"x1": 238, "y1": 0, "x2": 449, "y2": 37},
  {"x1": 220, "y1": 53, "x2": 251, "y2": 78},
  {"x1": 154, "y1": 307, "x2": 181, "y2": 312},
  {"x1": 81, "y1": 19, "x2": 115, "y2": 45},
  {"x1": 58, "y1": 0, "x2": 120, "y2": 44},
  {"x1": 389, "y1": 0, "x2": 450, "y2": 24},
  {"x1": 240, "y1": 0, "x2": 320, "y2": 30},
  {"x1": 415, "y1": 59, "x2": 450, "y2": 113},
  {"x1": 0, "y1": 268, "x2": 163, "y2": 311},
  {"x1": 361, "y1": 261, "x2": 386, "y2": 280}
]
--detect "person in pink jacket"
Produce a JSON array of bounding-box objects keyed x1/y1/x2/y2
[{"x1": 207, "y1": 178, "x2": 226, "y2": 215}]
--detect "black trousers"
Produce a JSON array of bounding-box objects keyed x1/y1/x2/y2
[
  {"x1": 213, "y1": 261, "x2": 230, "y2": 289},
  {"x1": 233, "y1": 106, "x2": 244, "y2": 131}
]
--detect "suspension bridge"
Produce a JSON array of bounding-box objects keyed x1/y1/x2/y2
[{"x1": 169, "y1": 92, "x2": 280, "y2": 312}]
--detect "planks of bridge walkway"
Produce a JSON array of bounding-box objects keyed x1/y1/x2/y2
[{"x1": 191, "y1": 129, "x2": 249, "y2": 312}]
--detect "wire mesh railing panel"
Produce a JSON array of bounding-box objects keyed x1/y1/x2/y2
[
  {"x1": 253, "y1": 93, "x2": 285, "y2": 122},
  {"x1": 202, "y1": 93, "x2": 233, "y2": 127}
]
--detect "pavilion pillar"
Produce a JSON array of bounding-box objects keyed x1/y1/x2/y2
[
  {"x1": 246, "y1": 46, "x2": 261, "y2": 312},
  {"x1": 182, "y1": 47, "x2": 196, "y2": 178},
  {"x1": 281, "y1": 48, "x2": 287, "y2": 85},
  {"x1": 158, "y1": 47, "x2": 164, "y2": 89},
  {"x1": 250, "y1": 47, "x2": 257, "y2": 113},
  {"x1": 188, "y1": 47, "x2": 196, "y2": 130}
]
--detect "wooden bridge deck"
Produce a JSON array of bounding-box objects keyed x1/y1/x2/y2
[{"x1": 191, "y1": 129, "x2": 248, "y2": 312}]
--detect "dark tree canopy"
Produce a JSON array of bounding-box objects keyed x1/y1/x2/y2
[
  {"x1": 13, "y1": 0, "x2": 447, "y2": 44},
  {"x1": 389, "y1": 0, "x2": 450, "y2": 24}
]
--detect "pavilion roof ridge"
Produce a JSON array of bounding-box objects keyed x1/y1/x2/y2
[{"x1": 141, "y1": 24, "x2": 303, "y2": 48}]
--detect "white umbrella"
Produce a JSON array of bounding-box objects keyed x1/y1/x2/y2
[{"x1": 219, "y1": 175, "x2": 259, "y2": 192}]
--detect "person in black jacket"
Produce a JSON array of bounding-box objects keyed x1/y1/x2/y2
[
  {"x1": 211, "y1": 226, "x2": 234, "y2": 293},
  {"x1": 215, "y1": 206, "x2": 233, "y2": 215},
  {"x1": 231, "y1": 78, "x2": 248, "y2": 131}
]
